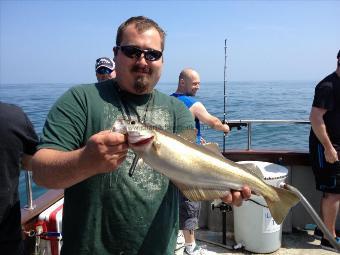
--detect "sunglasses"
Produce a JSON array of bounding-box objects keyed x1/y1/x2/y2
[
  {"x1": 116, "y1": 45, "x2": 162, "y2": 61},
  {"x1": 96, "y1": 68, "x2": 113, "y2": 75}
]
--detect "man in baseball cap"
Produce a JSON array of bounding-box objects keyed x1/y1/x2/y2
[{"x1": 95, "y1": 57, "x2": 116, "y2": 82}]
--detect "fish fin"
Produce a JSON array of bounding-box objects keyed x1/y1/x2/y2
[
  {"x1": 176, "y1": 129, "x2": 197, "y2": 143},
  {"x1": 152, "y1": 140, "x2": 161, "y2": 151},
  {"x1": 264, "y1": 186, "x2": 300, "y2": 224},
  {"x1": 203, "y1": 143, "x2": 225, "y2": 159},
  {"x1": 237, "y1": 162, "x2": 264, "y2": 180},
  {"x1": 174, "y1": 181, "x2": 230, "y2": 201}
]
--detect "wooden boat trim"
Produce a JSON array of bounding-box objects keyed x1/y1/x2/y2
[{"x1": 21, "y1": 189, "x2": 64, "y2": 225}]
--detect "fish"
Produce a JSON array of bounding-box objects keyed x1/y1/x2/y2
[{"x1": 112, "y1": 119, "x2": 300, "y2": 224}]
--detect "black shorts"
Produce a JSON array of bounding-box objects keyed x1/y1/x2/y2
[
  {"x1": 310, "y1": 141, "x2": 340, "y2": 194},
  {"x1": 178, "y1": 192, "x2": 201, "y2": 231}
]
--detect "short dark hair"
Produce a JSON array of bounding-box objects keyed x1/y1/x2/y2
[
  {"x1": 337, "y1": 50, "x2": 340, "y2": 59},
  {"x1": 116, "y1": 16, "x2": 166, "y2": 51}
]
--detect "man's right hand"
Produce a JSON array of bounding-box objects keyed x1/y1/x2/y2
[
  {"x1": 222, "y1": 124, "x2": 230, "y2": 133},
  {"x1": 324, "y1": 145, "x2": 339, "y2": 164},
  {"x1": 80, "y1": 130, "x2": 129, "y2": 174}
]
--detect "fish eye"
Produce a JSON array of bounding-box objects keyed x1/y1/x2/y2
[{"x1": 130, "y1": 120, "x2": 136, "y2": 125}]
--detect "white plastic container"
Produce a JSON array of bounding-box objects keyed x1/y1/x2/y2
[{"x1": 233, "y1": 161, "x2": 288, "y2": 253}]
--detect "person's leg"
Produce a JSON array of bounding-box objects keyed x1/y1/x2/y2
[
  {"x1": 320, "y1": 192, "x2": 340, "y2": 251},
  {"x1": 317, "y1": 160, "x2": 340, "y2": 251},
  {"x1": 183, "y1": 229, "x2": 197, "y2": 253},
  {"x1": 179, "y1": 193, "x2": 201, "y2": 253},
  {"x1": 183, "y1": 229, "x2": 195, "y2": 244},
  {"x1": 321, "y1": 193, "x2": 340, "y2": 238}
]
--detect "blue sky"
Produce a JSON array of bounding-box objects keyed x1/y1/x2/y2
[{"x1": 0, "y1": 0, "x2": 339, "y2": 84}]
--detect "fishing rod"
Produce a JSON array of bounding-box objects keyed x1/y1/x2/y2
[
  {"x1": 223, "y1": 39, "x2": 227, "y2": 153},
  {"x1": 222, "y1": 40, "x2": 247, "y2": 152}
]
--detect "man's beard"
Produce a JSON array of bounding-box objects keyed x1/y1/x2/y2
[
  {"x1": 133, "y1": 77, "x2": 149, "y2": 93},
  {"x1": 131, "y1": 65, "x2": 154, "y2": 93}
]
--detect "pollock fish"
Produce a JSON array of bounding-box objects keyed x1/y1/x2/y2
[{"x1": 113, "y1": 119, "x2": 300, "y2": 224}]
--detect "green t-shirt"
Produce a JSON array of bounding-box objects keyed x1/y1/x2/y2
[{"x1": 38, "y1": 79, "x2": 194, "y2": 255}]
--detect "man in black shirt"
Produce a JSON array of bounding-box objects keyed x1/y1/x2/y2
[
  {"x1": 0, "y1": 102, "x2": 38, "y2": 255},
  {"x1": 309, "y1": 50, "x2": 340, "y2": 251}
]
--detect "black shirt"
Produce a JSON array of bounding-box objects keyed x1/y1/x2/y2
[
  {"x1": 310, "y1": 72, "x2": 340, "y2": 146},
  {"x1": 0, "y1": 102, "x2": 38, "y2": 248}
]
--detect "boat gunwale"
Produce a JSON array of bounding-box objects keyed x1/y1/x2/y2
[
  {"x1": 223, "y1": 149, "x2": 310, "y2": 166},
  {"x1": 21, "y1": 189, "x2": 64, "y2": 225}
]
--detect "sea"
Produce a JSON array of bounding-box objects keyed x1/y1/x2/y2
[{"x1": 0, "y1": 81, "x2": 316, "y2": 206}]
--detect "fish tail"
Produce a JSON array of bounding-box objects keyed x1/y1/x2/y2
[{"x1": 265, "y1": 186, "x2": 300, "y2": 224}]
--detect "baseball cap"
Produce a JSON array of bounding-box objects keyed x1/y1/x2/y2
[{"x1": 95, "y1": 57, "x2": 115, "y2": 71}]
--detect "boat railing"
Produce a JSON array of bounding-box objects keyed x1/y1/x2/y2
[
  {"x1": 22, "y1": 119, "x2": 311, "y2": 211},
  {"x1": 23, "y1": 171, "x2": 36, "y2": 211},
  {"x1": 225, "y1": 119, "x2": 310, "y2": 150}
]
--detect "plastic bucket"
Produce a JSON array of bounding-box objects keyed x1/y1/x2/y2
[{"x1": 233, "y1": 161, "x2": 288, "y2": 253}]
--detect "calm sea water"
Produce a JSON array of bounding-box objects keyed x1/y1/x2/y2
[{"x1": 0, "y1": 81, "x2": 315, "y2": 205}]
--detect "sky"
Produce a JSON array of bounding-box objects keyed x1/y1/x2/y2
[{"x1": 0, "y1": 0, "x2": 339, "y2": 84}]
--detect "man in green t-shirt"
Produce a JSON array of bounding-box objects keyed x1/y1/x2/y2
[{"x1": 32, "y1": 16, "x2": 251, "y2": 255}]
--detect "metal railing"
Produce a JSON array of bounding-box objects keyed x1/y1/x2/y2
[
  {"x1": 23, "y1": 171, "x2": 36, "y2": 210},
  {"x1": 226, "y1": 119, "x2": 310, "y2": 150}
]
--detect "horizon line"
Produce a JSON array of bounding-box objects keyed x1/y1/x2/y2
[{"x1": 0, "y1": 79, "x2": 318, "y2": 86}]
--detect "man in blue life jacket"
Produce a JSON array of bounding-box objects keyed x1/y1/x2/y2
[
  {"x1": 95, "y1": 57, "x2": 116, "y2": 82},
  {"x1": 171, "y1": 68, "x2": 230, "y2": 255},
  {"x1": 309, "y1": 49, "x2": 340, "y2": 252}
]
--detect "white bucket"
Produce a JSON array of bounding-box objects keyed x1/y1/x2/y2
[{"x1": 233, "y1": 161, "x2": 288, "y2": 253}]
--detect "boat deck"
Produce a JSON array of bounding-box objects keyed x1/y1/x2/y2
[{"x1": 189, "y1": 229, "x2": 339, "y2": 254}]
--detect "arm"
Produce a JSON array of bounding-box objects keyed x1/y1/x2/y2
[
  {"x1": 190, "y1": 102, "x2": 229, "y2": 133},
  {"x1": 310, "y1": 106, "x2": 338, "y2": 163},
  {"x1": 22, "y1": 154, "x2": 33, "y2": 171},
  {"x1": 32, "y1": 131, "x2": 128, "y2": 189}
]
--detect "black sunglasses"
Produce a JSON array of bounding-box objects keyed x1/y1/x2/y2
[
  {"x1": 116, "y1": 45, "x2": 162, "y2": 61},
  {"x1": 96, "y1": 68, "x2": 112, "y2": 75}
]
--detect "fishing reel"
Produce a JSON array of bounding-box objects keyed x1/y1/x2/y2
[
  {"x1": 222, "y1": 120, "x2": 247, "y2": 131},
  {"x1": 211, "y1": 199, "x2": 232, "y2": 212},
  {"x1": 211, "y1": 199, "x2": 232, "y2": 245}
]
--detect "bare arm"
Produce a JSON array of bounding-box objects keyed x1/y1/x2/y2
[
  {"x1": 190, "y1": 102, "x2": 229, "y2": 133},
  {"x1": 310, "y1": 106, "x2": 338, "y2": 163},
  {"x1": 32, "y1": 131, "x2": 128, "y2": 189},
  {"x1": 21, "y1": 154, "x2": 33, "y2": 171}
]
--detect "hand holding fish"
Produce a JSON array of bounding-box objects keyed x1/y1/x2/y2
[
  {"x1": 81, "y1": 130, "x2": 129, "y2": 173},
  {"x1": 221, "y1": 186, "x2": 251, "y2": 206}
]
